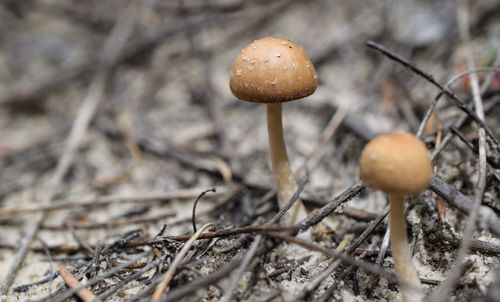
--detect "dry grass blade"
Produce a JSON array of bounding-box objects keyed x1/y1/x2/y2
[
  {"x1": 269, "y1": 233, "x2": 397, "y2": 282},
  {"x1": 416, "y1": 66, "x2": 500, "y2": 138},
  {"x1": 220, "y1": 235, "x2": 263, "y2": 302},
  {"x1": 429, "y1": 1, "x2": 490, "y2": 301},
  {"x1": 152, "y1": 223, "x2": 216, "y2": 301},
  {"x1": 0, "y1": 187, "x2": 226, "y2": 220},
  {"x1": 45, "y1": 251, "x2": 150, "y2": 301},
  {"x1": 294, "y1": 208, "x2": 389, "y2": 300},
  {"x1": 366, "y1": 41, "x2": 499, "y2": 145},
  {"x1": 58, "y1": 265, "x2": 100, "y2": 302}
]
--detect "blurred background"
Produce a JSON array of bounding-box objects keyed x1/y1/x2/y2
[
  {"x1": 0, "y1": 0, "x2": 499, "y2": 301},
  {"x1": 1, "y1": 0, "x2": 498, "y2": 192}
]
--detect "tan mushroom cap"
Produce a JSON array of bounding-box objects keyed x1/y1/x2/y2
[
  {"x1": 229, "y1": 36, "x2": 318, "y2": 103},
  {"x1": 359, "y1": 132, "x2": 433, "y2": 195}
]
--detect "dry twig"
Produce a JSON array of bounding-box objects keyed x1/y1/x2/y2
[
  {"x1": 366, "y1": 41, "x2": 499, "y2": 145},
  {"x1": 0, "y1": 187, "x2": 226, "y2": 220},
  {"x1": 152, "y1": 223, "x2": 216, "y2": 301},
  {"x1": 59, "y1": 265, "x2": 99, "y2": 302},
  {"x1": 294, "y1": 208, "x2": 389, "y2": 300},
  {"x1": 430, "y1": 2, "x2": 489, "y2": 300}
]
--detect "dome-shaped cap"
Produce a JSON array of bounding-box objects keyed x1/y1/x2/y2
[
  {"x1": 359, "y1": 132, "x2": 433, "y2": 195},
  {"x1": 229, "y1": 36, "x2": 318, "y2": 103}
]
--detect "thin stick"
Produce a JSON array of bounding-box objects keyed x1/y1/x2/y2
[
  {"x1": 42, "y1": 251, "x2": 150, "y2": 301},
  {"x1": 59, "y1": 265, "x2": 99, "y2": 302},
  {"x1": 292, "y1": 235, "x2": 351, "y2": 300},
  {"x1": 159, "y1": 250, "x2": 254, "y2": 302},
  {"x1": 430, "y1": 95, "x2": 500, "y2": 162},
  {"x1": 295, "y1": 183, "x2": 365, "y2": 231},
  {"x1": 294, "y1": 208, "x2": 389, "y2": 300},
  {"x1": 366, "y1": 41, "x2": 498, "y2": 145},
  {"x1": 376, "y1": 224, "x2": 391, "y2": 265},
  {"x1": 269, "y1": 233, "x2": 397, "y2": 282},
  {"x1": 450, "y1": 127, "x2": 500, "y2": 182},
  {"x1": 152, "y1": 223, "x2": 215, "y2": 301},
  {"x1": 97, "y1": 258, "x2": 162, "y2": 300},
  {"x1": 43, "y1": 211, "x2": 176, "y2": 230},
  {"x1": 0, "y1": 187, "x2": 225, "y2": 220},
  {"x1": 416, "y1": 67, "x2": 500, "y2": 138},
  {"x1": 219, "y1": 178, "x2": 307, "y2": 301},
  {"x1": 192, "y1": 188, "x2": 217, "y2": 232},
  {"x1": 430, "y1": 2, "x2": 489, "y2": 301},
  {"x1": 220, "y1": 235, "x2": 263, "y2": 302},
  {"x1": 157, "y1": 182, "x2": 363, "y2": 302},
  {"x1": 430, "y1": 176, "x2": 500, "y2": 237}
]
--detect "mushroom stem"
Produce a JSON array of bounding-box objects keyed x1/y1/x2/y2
[
  {"x1": 389, "y1": 193, "x2": 424, "y2": 302},
  {"x1": 267, "y1": 103, "x2": 307, "y2": 223}
]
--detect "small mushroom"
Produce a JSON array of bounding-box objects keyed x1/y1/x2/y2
[
  {"x1": 359, "y1": 132, "x2": 432, "y2": 302},
  {"x1": 229, "y1": 36, "x2": 318, "y2": 224}
]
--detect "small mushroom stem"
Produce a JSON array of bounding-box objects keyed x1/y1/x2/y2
[
  {"x1": 266, "y1": 103, "x2": 307, "y2": 223},
  {"x1": 388, "y1": 193, "x2": 424, "y2": 302}
]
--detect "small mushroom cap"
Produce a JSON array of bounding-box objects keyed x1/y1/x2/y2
[
  {"x1": 229, "y1": 36, "x2": 318, "y2": 103},
  {"x1": 359, "y1": 132, "x2": 433, "y2": 195}
]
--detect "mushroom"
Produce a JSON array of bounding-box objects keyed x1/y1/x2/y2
[
  {"x1": 229, "y1": 36, "x2": 318, "y2": 224},
  {"x1": 359, "y1": 132, "x2": 432, "y2": 302}
]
